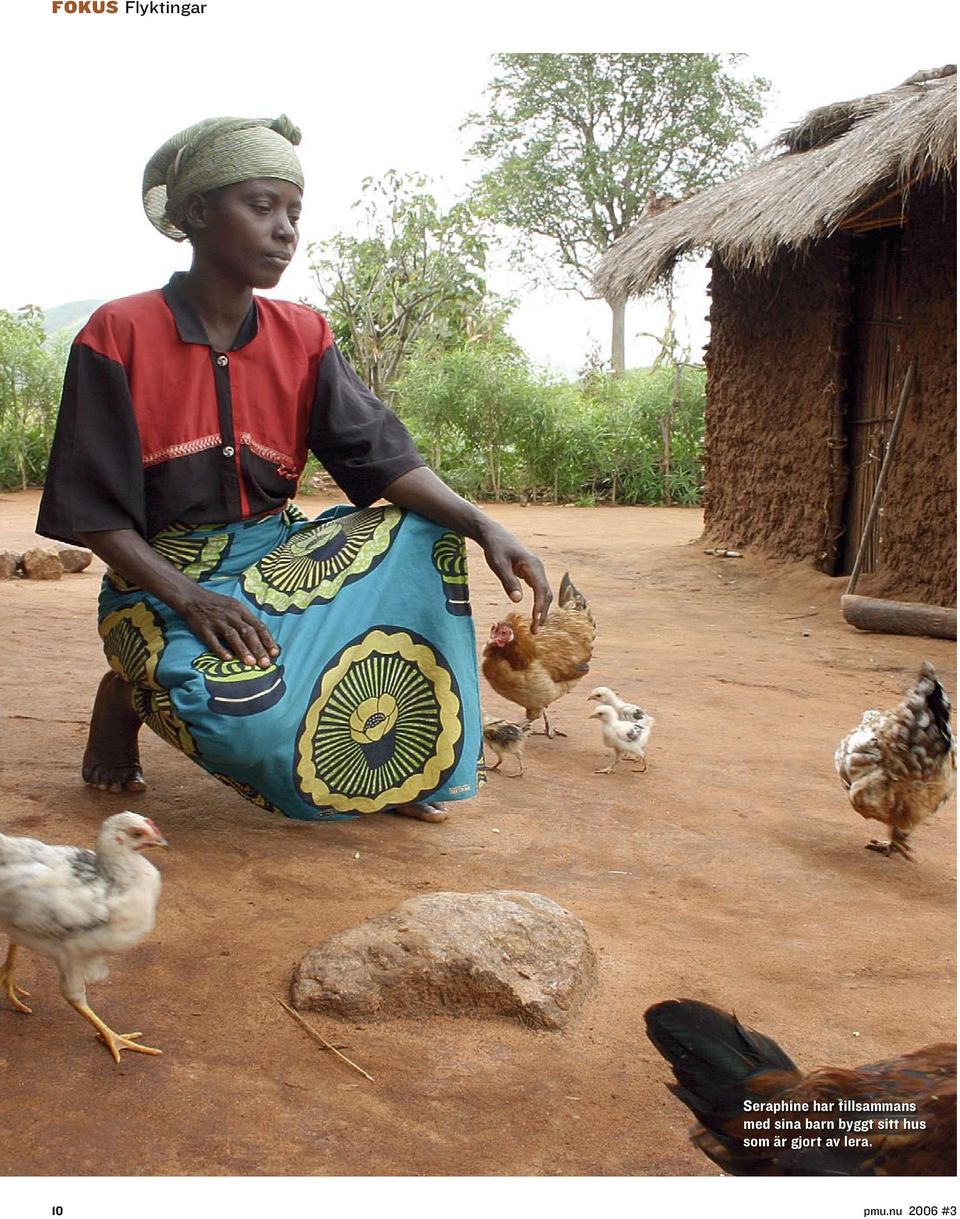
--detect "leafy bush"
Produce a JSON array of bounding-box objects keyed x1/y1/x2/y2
[
  {"x1": 394, "y1": 343, "x2": 552, "y2": 500},
  {"x1": 0, "y1": 308, "x2": 69, "y2": 490},
  {"x1": 394, "y1": 345, "x2": 705, "y2": 505},
  {"x1": 15, "y1": 298, "x2": 705, "y2": 507}
]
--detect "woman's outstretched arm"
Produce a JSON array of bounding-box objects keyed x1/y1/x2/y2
[{"x1": 381, "y1": 466, "x2": 553, "y2": 632}]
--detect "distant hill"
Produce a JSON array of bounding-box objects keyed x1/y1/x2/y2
[{"x1": 41, "y1": 300, "x2": 104, "y2": 340}]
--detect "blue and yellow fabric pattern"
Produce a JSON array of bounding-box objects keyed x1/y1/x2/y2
[{"x1": 98, "y1": 503, "x2": 483, "y2": 821}]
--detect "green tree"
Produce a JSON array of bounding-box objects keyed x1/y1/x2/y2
[
  {"x1": 307, "y1": 171, "x2": 508, "y2": 400},
  {"x1": 464, "y1": 53, "x2": 769, "y2": 372},
  {"x1": 0, "y1": 307, "x2": 67, "y2": 490}
]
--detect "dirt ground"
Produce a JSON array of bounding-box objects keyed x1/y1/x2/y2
[{"x1": 0, "y1": 489, "x2": 955, "y2": 1179}]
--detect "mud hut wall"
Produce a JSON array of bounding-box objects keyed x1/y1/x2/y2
[
  {"x1": 854, "y1": 179, "x2": 957, "y2": 607},
  {"x1": 701, "y1": 242, "x2": 848, "y2": 559}
]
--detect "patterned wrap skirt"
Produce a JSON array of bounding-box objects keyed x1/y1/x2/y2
[{"x1": 97, "y1": 503, "x2": 484, "y2": 820}]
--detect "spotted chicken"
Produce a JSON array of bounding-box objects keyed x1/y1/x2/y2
[
  {"x1": 835, "y1": 661, "x2": 956, "y2": 859},
  {"x1": 0, "y1": 812, "x2": 168, "y2": 1063},
  {"x1": 589, "y1": 704, "x2": 654, "y2": 774},
  {"x1": 482, "y1": 572, "x2": 596, "y2": 738},
  {"x1": 645, "y1": 998, "x2": 956, "y2": 1176}
]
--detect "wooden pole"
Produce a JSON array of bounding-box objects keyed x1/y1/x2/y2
[
  {"x1": 822, "y1": 270, "x2": 851, "y2": 575},
  {"x1": 845, "y1": 358, "x2": 916, "y2": 595}
]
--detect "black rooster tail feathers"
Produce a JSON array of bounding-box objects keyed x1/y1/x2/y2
[
  {"x1": 644, "y1": 999, "x2": 799, "y2": 1116},
  {"x1": 645, "y1": 1001, "x2": 957, "y2": 1177}
]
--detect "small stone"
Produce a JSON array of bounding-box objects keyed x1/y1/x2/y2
[
  {"x1": 291, "y1": 890, "x2": 596, "y2": 1029},
  {"x1": 20, "y1": 548, "x2": 63, "y2": 580},
  {"x1": 0, "y1": 550, "x2": 19, "y2": 580},
  {"x1": 58, "y1": 546, "x2": 93, "y2": 573}
]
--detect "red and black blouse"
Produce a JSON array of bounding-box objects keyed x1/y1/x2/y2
[{"x1": 37, "y1": 272, "x2": 424, "y2": 544}]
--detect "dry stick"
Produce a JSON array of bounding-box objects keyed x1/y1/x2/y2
[
  {"x1": 277, "y1": 998, "x2": 376, "y2": 1082},
  {"x1": 845, "y1": 358, "x2": 917, "y2": 596}
]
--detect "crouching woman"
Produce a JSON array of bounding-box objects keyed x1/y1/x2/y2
[{"x1": 37, "y1": 114, "x2": 551, "y2": 824}]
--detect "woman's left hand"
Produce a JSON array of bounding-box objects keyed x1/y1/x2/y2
[
  {"x1": 381, "y1": 467, "x2": 553, "y2": 631},
  {"x1": 479, "y1": 522, "x2": 553, "y2": 633}
]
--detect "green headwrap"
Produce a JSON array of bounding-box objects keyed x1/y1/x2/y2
[{"x1": 142, "y1": 115, "x2": 304, "y2": 241}]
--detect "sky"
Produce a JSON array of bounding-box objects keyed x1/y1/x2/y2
[
  {"x1": 2, "y1": 2, "x2": 957, "y2": 1214},
  {"x1": 2, "y1": 0, "x2": 954, "y2": 377}
]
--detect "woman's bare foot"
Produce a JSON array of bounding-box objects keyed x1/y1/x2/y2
[
  {"x1": 388, "y1": 802, "x2": 448, "y2": 823},
  {"x1": 82, "y1": 671, "x2": 147, "y2": 793}
]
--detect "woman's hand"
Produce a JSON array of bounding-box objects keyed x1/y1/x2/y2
[
  {"x1": 478, "y1": 521, "x2": 553, "y2": 633},
  {"x1": 176, "y1": 585, "x2": 279, "y2": 667},
  {"x1": 382, "y1": 467, "x2": 554, "y2": 634},
  {"x1": 75, "y1": 527, "x2": 279, "y2": 667}
]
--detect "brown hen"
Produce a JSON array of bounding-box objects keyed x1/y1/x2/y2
[
  {"x1": 835, "y1": 661, "x2": 956, "y2": 858},
  {"x1": 645, "y1": 998, "x2": 956, "y2": 1176},
  {"x1": 482, "y1": 572, "x2": 595, "y2": 738}
]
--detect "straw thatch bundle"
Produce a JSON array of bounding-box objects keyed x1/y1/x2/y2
[{"x1": 594, "y1": 67, "x2": 957, "y2": 301}]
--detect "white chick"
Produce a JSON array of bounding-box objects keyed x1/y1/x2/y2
[
  {"x1": 590, "y1": 704, "x2": 654, "y2": 774},
  {"x1": 482, "y1": 714, "x2": 533, "y2": 777},
  {"x1": 0, "y1": 811, "x2": 168, "y2": 1063},
  {"x1": 588, "y1": 685, "x2": 647, "y2": 723}
]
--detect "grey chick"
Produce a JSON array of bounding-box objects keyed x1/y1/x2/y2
[{"x1": 482, "y1": 715, "x2": 533, "y2": 777}]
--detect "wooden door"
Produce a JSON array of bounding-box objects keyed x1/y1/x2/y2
[{"x1": 842, "y1": 230, "x2": 904, "y2": 575}]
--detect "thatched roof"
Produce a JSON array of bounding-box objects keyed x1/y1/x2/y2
[{"x1": 594, "y1": 67, "x2": 957, "y2": 300}]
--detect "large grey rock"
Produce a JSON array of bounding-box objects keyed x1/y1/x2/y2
[
  {"x1": 58, "y1": 546, "x2": 93, "y2": 573},
  {"x1": 20, "y1": 547, "x2": 62, "y2": 580},
  {"x1": 291, "y1": 890, "x2": 596, "y2": 1029}
]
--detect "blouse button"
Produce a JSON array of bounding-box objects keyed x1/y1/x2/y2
[
  {"x1": 222, "y1": 445, "x2": 235, "y2": 457},
  {"x1": 216, "y1": 354, "x2": 229, "y2": 367}
]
